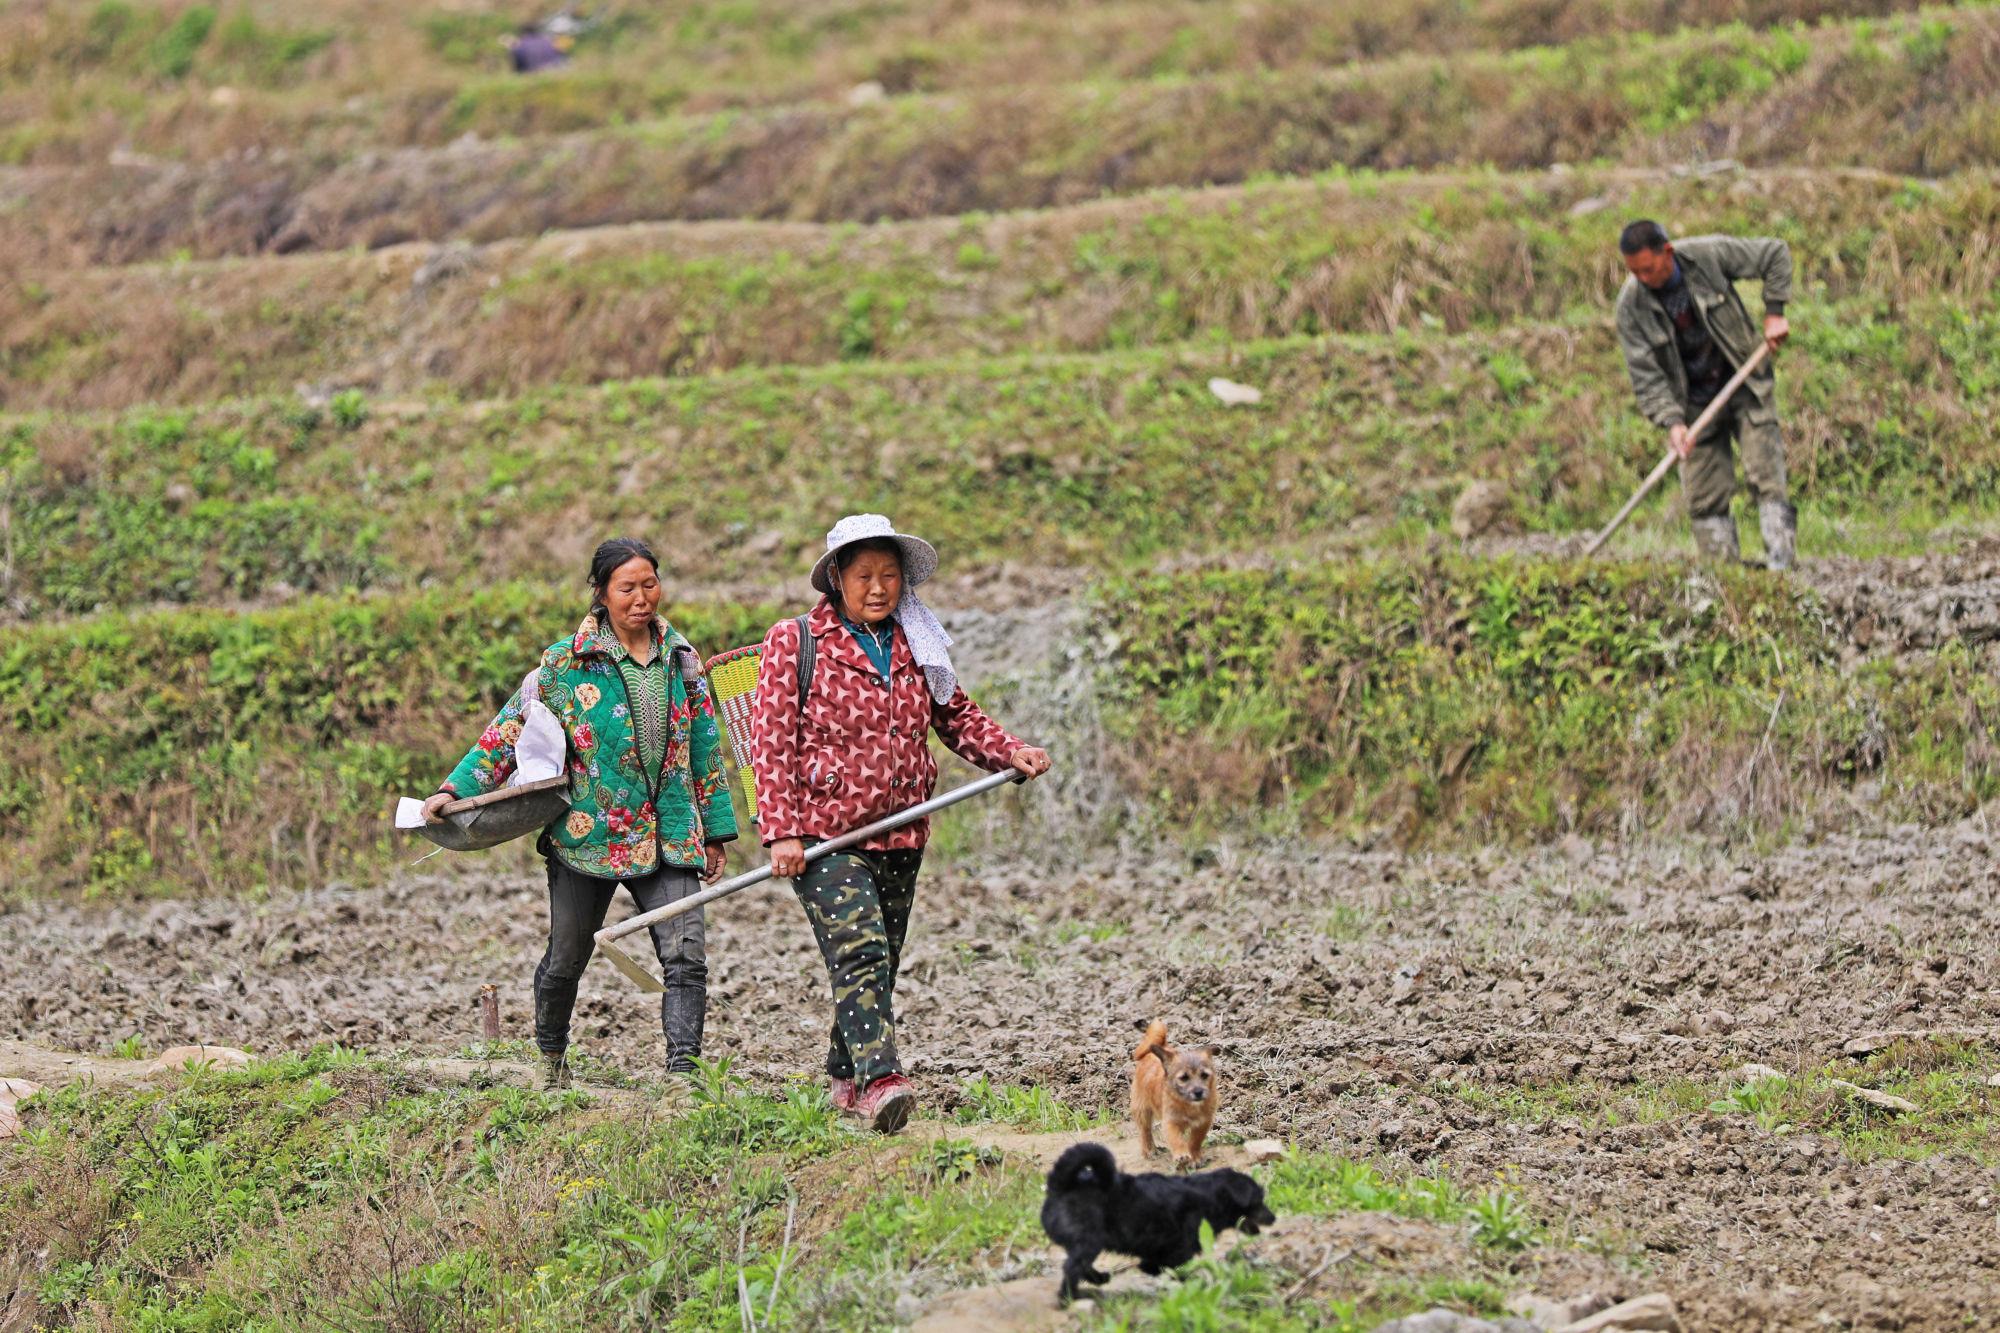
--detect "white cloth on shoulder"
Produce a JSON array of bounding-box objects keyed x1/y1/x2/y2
[
  {"x1": 509, "y1": 667, "x2": 566, "y2": 785},
  {"x1": 897, "y1": 590, "x2": 958, "y2": 705}
]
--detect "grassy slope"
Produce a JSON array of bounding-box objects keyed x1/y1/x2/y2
[
  {"x1": 5, "y1": 294, "x2": 1996, "y2": 617},
  {"x1": 7, "y1": 548, "x2": 1998, "y2": 899},
  {"x1": 0, "y1": 586, "x2": 773, "y2": 896},
  {"x1": 4, "y1": 1038, "x2": 1986, "y2": 1328},
  {"x1": 4, "y1": 6, "x2": 1994, "y2": 265},
  {"x1": 0, "y1": 0, "x2": 1942, "y2": 163},
  {"x1": 7, "y1": 167, "x2": 1994, "y2": 411},
  {"x1": 1100, "y1": 558, "x2": 2000, "y2": 845},
  {"x1": 0, "y1": 1049, "x2": 1580, "y2": 1331}
]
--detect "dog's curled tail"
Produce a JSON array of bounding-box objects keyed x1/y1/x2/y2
[{"x1": 1133, "y1": 1019, "x2": 1169, "y2": 1062}]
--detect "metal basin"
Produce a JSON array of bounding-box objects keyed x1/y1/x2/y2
[{"x1": 416, "y1": 776, "x2": 572, "y2": 852}]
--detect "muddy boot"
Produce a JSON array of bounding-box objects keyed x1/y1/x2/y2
[
  {"x1": 541, "y1": 1050, "x2": 571, "y2": 1090},
  {"x1": 1758, "y1": 500, "x2": 1797, "y2": 571},
  {"x1": 852, "y1": 1074, "x2": 914, "y2": 1133},
  {"x1": 661, "y1": 980, "x2": 705, "y2": 1078},
  {"x1": 1690, "y1": 515, "x2": 1742, "y2": 564}
]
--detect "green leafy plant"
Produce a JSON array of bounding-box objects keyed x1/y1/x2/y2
[
  {"x1": 327, "y1": 389, "x2": 368, "y2": 430},
  {"x1": 148, "y1": 4, "x2": 214, "y2": 79},
  {"x1": 922, "y1": 1137, "x2": 1004, "y2": 1183},
  {"x1": 1708, "y1": 1075, "x2": 1793, "y2": 1131},
  {"x1": 954, "y1": 1075, "x2": 1105, "y2": 1130},
  {"x1": 1469, "y1": 1187, "x2": 1540, "y2": 1250}
]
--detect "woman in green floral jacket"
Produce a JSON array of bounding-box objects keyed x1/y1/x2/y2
[{"x1": 423, "y1": 538, "x2": 737, "y2": 1086}]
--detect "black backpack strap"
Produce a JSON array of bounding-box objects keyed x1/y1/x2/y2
[{"x1": 794, "y1": 613, "x2": 815, "y2": 711}]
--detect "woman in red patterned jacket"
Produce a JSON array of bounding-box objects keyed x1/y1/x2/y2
[{"x1": 748, "y1": 514, "x2": 1051, "y2": 1132}]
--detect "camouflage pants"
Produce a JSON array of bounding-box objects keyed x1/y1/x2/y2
[
  {"x1": 792, "y1": 846, "x2": 924, "y2": 1086},
  {"x1": 1683, "y1": 404, "x2": 1788, "y2": 520}
]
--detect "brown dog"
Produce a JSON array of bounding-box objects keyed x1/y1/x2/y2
[{"x1": 1130, "y1": 1020, "x2": 1219, "y2": 1167}]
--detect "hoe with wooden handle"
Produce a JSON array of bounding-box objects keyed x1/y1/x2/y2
[
  {"x1": 1584, "y1": 342, "x2": 1771, "y2": 558},
  {"x1": 594, "y1": 769, "x2": 1026, "y2": 993}
]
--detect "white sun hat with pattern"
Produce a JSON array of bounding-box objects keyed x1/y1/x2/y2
[
  {"x1": 809, "y1": 513, "x2": 940, "y2": 594},
  {"x1": 808, "y1": 513, "x2": 958, "y2": 703}
]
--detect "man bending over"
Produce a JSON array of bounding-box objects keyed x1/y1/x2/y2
[{"x1": 1615, "y1": 220, "x2": 1795, "y2": 569}]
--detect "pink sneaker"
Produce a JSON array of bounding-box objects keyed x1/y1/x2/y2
[
  {"x1": 829, "y1": 1076, "x2": 857, "y2": 1112},
  {"x1": 852, "y1": 1074, "x2": 915, "y2": 1133}
]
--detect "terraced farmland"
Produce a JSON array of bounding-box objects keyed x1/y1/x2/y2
[{"x1": 4, "y1": 2, "x2": 2000, "y2": 1330}]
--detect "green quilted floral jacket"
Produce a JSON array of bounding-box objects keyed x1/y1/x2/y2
[{"x1": 441, "y1": 612, "x2": 738, "y2": 878}]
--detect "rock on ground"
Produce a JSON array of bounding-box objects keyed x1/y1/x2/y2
[
  {"x1": 1554, "y1": 1293, "x2": 1680, "y2": 1333},
  {"x1": 1374, "y1": 1311, "x2": 1539, "y2": 1333},
  {"x1": 1451, "y1": 480, "x2": 1512, "y2": 539}
]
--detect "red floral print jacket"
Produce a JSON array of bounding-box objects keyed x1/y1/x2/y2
[{"x1": 747, "y1": 598, "x2": 1023, "y2": 851}]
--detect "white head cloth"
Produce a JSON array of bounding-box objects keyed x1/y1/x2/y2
[{"x1": 895, "y1": 589, "x2": 957, "y2": 705}]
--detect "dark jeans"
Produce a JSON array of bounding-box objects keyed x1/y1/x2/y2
[
  {"x1": 535, "y1": 857, "x2": 707, "y2": 1070},
  {"x1": 791, "y1": 846, "x2": 924, "y2": 1087}
]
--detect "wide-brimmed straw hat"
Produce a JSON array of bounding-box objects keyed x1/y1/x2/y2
[{"x1": 809, "y1": 514, "x2": 939, "y2": 595}]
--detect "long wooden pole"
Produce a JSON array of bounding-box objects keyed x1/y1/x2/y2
[
  {"x1": 1584, "y1": 342, "x2": 1770, "y2": 557},
  {"x1": 593, "y1": 769, "x2": 1026, "y2": 993}
]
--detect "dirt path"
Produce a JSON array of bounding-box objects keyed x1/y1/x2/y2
[{"x1": 6, "y1": 811, "x2": 2000, "y2": 1328}]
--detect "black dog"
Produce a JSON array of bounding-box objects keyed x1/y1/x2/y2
[{"x1": 1040, "y1": 1142, "x2": 1277, "y2": 1303}]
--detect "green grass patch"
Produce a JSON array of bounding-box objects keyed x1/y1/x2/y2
[
  {"x1": 0, "y1": 582, "x2": 774, "y2": 897},
  {"x1": 1449, "y1": 1036, "x2": 2000, "y2": 1163},
  {"x1": 8, "y1": 290, "x2": 2000, "y2": 616},
  {"x1": 953, "y1": 1076, "x2": 1114, "y2": 1131},
  {"x1": 1102, "y1": 556, "x2": 2000, "y2": 845}
]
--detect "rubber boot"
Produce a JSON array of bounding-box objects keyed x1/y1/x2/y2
[
  {"x1": 1690, "y1": 515, "x2": 1742, "y2": 564},
  {"x1": 662, "y1": 980, "x2": 705, "y2": 1076},
  {"x1": 1758, "y1": 500, "x2": 1797, "y2": 571},
  {"x1": 541, "y1": 1050, "x2": 571, "y2": 1090}
]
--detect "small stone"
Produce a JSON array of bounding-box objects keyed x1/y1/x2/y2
[
  {"x1": 146, "y1": 1045, "x2": 253, "y2": 1075},
  {"x1": 1391, "y1": 964, "x2": 1423, "y2": 1004},
  {"x1": 1372, "y1": 1311, "x2": 1505, "y2": 1333},
  {"x1": 1737, "y1": 1062, "x2": 1786, "y2": 1082},
  {"x1": 1207, "y1": 377, "x2": 1263, "y2": 406},
  {"x1": 1825, "y1": 1079, "x2": 1917, "y2": 1115},
  {"x1": 1510, "y1": 1292, "x2": 1611, "y2": 1329},
  {"x1": 1451, "y1": 479, "x2": 1512, "y2": 540},
  {"x1": 0, "y1": 1077, "x2": 43, "y2": 1104},
  {"x1": 1244, "y1": 1138, "x2": 1287, "y2": 1164},
  {"x1": 1841, "y1": 1032, "x2": 1899, "y2": 1057},
  {"x1": 1985, "y1": 1073, "x2": 2000, "y2": 1088},
  {"x1": 1554, "y1": 1292, "x2": 1680, "y2": 1333},
  {"x1": 0, "y1": 1103, "x2": 18, "y2": 1139},
  {"x1": 846, "y1": 80, "x2": 887, "y2": 106},
  {"x1": 1377, "y1": 1119, "x2": 1405, "y2": 1144},
  {"x1": 208, "y1": 85, "x2": 241, "y2": 108},
  {"x1": 1703, "y1": 1009, "x2": 1736, "y2": 1035}
]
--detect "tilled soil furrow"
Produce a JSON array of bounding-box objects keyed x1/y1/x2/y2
[{"x1": 5, "y1": 823, "x2": 1997, "y2": 1327}]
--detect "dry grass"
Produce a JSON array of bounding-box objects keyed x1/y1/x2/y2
[
  {"x1": 0, "y1": 0, "x2": 1941, "y2": 165},
  {"x1": 3, "y1": 165, "x2": 1993, "y2": 411},
  {"x1": 2, "y1": 6, "x2": 1994, "y2": 266}
]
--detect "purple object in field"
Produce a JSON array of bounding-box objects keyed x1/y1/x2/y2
[{"x1": 509, "y1": 31, "x2": 568, "y2": 73}]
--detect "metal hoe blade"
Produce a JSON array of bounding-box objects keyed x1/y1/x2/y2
[{"x1": 597, "y1": 936, "x2": 666, "y2": 994}]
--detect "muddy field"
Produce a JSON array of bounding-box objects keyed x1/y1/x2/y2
[{"x1": 7, "y1": 801, "x2": 1998, "y2": 1329}]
